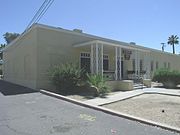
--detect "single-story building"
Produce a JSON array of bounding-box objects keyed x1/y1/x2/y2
[{"x1": 2, "y1": 23, "x2": 180, "y2": 90}]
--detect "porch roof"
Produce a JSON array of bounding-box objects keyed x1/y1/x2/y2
[{"x1": 73, "y1": 40, "x2": 150, "y2": 52}]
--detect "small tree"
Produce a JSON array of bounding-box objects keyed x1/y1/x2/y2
[
  {"x1": 167, "y1": 35, "x2": 179, "y2": 54},
  {"x1": 0, "y1": 32, "x2": 19, "y2": 59},
  {"x1": 86, "y1": 74, "x2": 110, "y2": 96},
  {"x1": 3, "y1": 32, "x2": 20, "y2": 44}
]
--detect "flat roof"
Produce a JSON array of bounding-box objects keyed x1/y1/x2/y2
[{"x1": 3, "y1": 23, "x2": 180, "y2": 57}]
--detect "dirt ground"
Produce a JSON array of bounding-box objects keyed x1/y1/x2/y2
[
  {"x1": 103, "y1": 94, "x2": 180, "y2": 128},
  {"x1": 66, "y1": 91, "x2": 123, "y2": 101}
]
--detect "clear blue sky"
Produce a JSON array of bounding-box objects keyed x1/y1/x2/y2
[{"x1": 1, "y1": 0, "x2": 180, "y2": 53}]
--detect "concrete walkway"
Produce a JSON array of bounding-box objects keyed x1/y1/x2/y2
[{"x1": 83, "y1": 88, "x2": 180, "y2": 106}]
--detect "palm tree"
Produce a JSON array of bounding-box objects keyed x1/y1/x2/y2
[{"x1": 167, "y1": 35, "x2": 179, "y2": 54}]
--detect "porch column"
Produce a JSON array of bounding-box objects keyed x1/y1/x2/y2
[
  {"x1": 96, "y1": 43, "x2": 99, "y2": 73},
  {"x1": 100, "y1": 44, "x2": 103, "y2": 76},
  {"x1": 91, "y1": 42, "x2": 103, "y2": 75},
  {"x1": 135, "y1": 50, "x2": 140, "y2": 77},
  {"x1": 97, "y1": 43, "x2": 103, "y2": 76},
  {"x1": 115, "y1": 47, "x2": 121, "y2": 80},
  {"x1": 135, "y1": 50, "x2": 138, "y2": 77},
  {"x1": 90, "y1": 44, "x2": 94, "y2": 74},
  {"x1": 146, "y1": 52, "x2": 151, "y2": 79},
  {"x1": 137, "y1": 51, "x2": 140, "y2": 77}
]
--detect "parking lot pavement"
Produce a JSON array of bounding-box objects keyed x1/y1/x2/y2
[
  {"x1": 0, "y1": 81, "x2": 179, "y2": 135},
  {"x1": 0, "y1": 80, "x2": 37, "y2": 96}
]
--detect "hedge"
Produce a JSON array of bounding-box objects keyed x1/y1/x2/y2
[{"x1": 153, "y1": 69, "x2": 180, "y2": 88}]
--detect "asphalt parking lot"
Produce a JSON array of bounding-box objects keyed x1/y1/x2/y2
[{"x1": 0, "y1": 80, "x2": 179, "y2": 135}]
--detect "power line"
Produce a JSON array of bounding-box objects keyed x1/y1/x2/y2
[
  {"x1": 34, "y1": 0, "x2": 54, "y2": 23},
  {"x1": 25, "y1": 0, "x2": 48, "y2": 29},
  {"x1": 25, "y1": 0, "x2": 54, "y2": 30}
]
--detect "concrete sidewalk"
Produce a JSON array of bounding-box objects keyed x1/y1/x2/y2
[{"x1": 83, "y1": 88, "x2": 180, "y2": 106}]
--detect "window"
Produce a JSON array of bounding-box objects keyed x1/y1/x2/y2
[
  {"x1": 151, "y1": 61, "x2": 154, "y2": 71},
  {"x1": 103, "y1": 55, "x2": 109, "y2": 70},
  {"x1": 156, "y1": 61, "x2": 159, "y2": 70},
  {"x1": 80, "y1": 53, "x2": 90, "y2": 73},
  {"x1": 80, "y1": 53, "x2": 109, "y2": 72}
]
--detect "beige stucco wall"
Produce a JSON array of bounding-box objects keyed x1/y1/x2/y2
[
  {"x1": 36, "y1": 27, "x2": 93, "y2": 90},
  {"x1": 149, "y1": 51, "x2": 180, "y2": 77},
  {"x1": 3, "y1": 28, "x2": 38, "y2": 89},
  {"x1": 150, "y1": 51, "x2": 180, "y2": 70},
  {"x1": 127, "y1": 50, "x2": 180, "y2": 78}
]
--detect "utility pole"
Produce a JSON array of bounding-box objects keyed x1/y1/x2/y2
[{"x1": 161, "y1": 43, "x2": 166, "y2": 52}]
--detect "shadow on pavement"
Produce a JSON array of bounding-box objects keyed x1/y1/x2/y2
[{"x1": 0, "y1": 80, "x2": 37, "y2": 96}]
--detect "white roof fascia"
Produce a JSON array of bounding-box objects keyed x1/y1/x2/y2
[
  {"x1": 2, "y1": 24, "x2": 38, "y2": 52},
  {"x1": 97, "y1": 40, "x2": 150, "y2": 52},
  {"x1": 74, "y1": 40, "x2": 150, "y2": 52},
  {"x1": 73, "y1": 40, "x2": 97, "y2": 47}
]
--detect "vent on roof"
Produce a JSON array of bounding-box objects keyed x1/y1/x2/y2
[
  {"x1": 130, "y1": 42, "x2": 136, "y2": 45},
  {"x1": 73, "y1": 29, "x2": 83, "y2": 33}
]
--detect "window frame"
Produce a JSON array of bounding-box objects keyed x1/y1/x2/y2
[{"x1": 80, "y1": 52, "x2": 109, "y2": 72}]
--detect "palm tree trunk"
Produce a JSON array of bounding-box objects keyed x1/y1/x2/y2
[{"x1": 173, "y1": 44, "x2": 175, "y2": 54}]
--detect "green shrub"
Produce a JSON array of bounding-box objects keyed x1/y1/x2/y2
[
  {"x1": 86, "y1": 74, "x2": 110, "y2": 96},
  {"x1": 153, "y1": 68, "x2": 180, "y2": 88},
  {"x1": 49, "y1": 63, "x2": 84, "y2": 92}
]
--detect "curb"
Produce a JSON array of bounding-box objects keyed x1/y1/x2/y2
[
  {"x1": 98, "y1": 93, "x2": 144, "y2": 106},
  {"x1": 40, "y1": 89, "x2": 180, "y2": 133},
  {"x1": 73, "y1": 90, "x2": 180, "y2": 106}
]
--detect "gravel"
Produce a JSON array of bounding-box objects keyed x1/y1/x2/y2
[
  {"x1": 103, "y1": 94, "x2": 180, "y2": 128},
  {"x1": 66, "y1": 94, "x2": 90, "y2": 101}
]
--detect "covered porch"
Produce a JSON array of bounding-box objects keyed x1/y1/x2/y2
[{"x1": 73, "y1": 40, "x2": 151, "y2": 82}]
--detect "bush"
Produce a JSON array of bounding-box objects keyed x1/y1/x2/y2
[
  {"x1": 153, "y1": 69, "x2": 180, "y2": 88},
  {"x1": 49, "y1": 63, "x2": 84, "y2": 92},
  {"x1": 86, "y1": 74, "x2": 110, "y2": 96}
]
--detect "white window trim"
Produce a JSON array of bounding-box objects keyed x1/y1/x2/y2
[
  {"x1": 80, "y1": 52, "x2": 90, "y2": 58},
  {"x1": 80, "y1": 52, "x2": 110, "y2": 71}
]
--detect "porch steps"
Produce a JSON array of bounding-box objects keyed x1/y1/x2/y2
[{"x1": 133, "y1": 83, "x2": 147, "y2": 90}]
